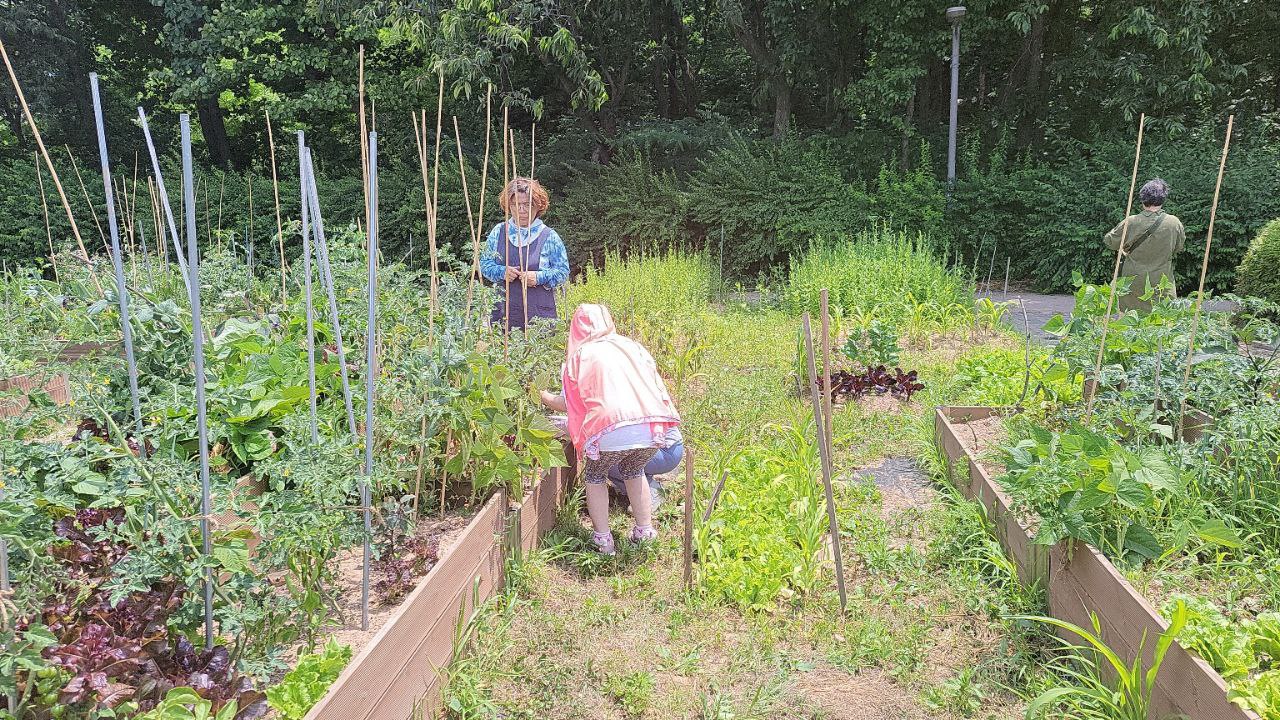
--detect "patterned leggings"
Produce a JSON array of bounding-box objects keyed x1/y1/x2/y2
[{"x1": 583, "y1": 448, "x2": 658, "y2": 485}]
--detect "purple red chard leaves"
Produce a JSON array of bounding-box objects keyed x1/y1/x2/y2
[
  {"x1": 821, "y1": 366, "x2": 926, "y2": 402},
  {"x1": 29, "y1": 508, "x2": 267, "y2": 718}
]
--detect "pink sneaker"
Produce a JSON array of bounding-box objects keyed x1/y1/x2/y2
[
  {"x1": 630, "y1": 525, "x2": 658, "y2": 543},
  {"x1": 592, "y1": 531, "x2": 616, "y2": 556}
]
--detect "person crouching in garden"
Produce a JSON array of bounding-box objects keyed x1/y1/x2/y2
[
  {"x1": 480, "y1": 177, "x2": 569, "y2": 330},
  {"x1": 542, "y1": 391, "x2": 684, "y2": 514},
  {"x1": 557, "y1": 304, "x2": 682, "y2": 555},
  {"x1": 1103, "y1": 178, "x2": 1186, "y2": 312}
]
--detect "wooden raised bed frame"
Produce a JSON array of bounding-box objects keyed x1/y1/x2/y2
[
  {"x1": 304, "y1": 463, "x2": 572, "y2": 720},
  {"x1": 934, "y1": 406, "x2": 1258, "y2": 720}
]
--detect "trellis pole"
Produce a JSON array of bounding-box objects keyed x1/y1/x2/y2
[
  {"x1": 412, "y1": 109, "x2": 436, "y2": 337},
  {"x1": 1086, "y1": 113, "x2": 1146, "y2": 421},
  {"x1": 265, "y1": 110, "x2": 286, "y2": 301},
  {"x1": 303, "y1": 150, "x2": 358, "y2": 439},
  {"x1": 90, "y1": 74, "x2": 147, "y2": 462},
  {"x1": 180, "y1": 113, "x2": 215, "y2": 650},
  {"x1": 1177, "y1": 115, "x2": 1234, "y2": 438},
  {"x1": 360, "y1": 131, "x2": 380, "y2": 632},
  {"x1": 0, "y1": 38, "x2": 102, "y2": 295},
  {"x1": 65, "y1": 145, "x2": 109, "y2": 253},
  {"x1": 138, "y1": 107, "x2": 190, "y2": 296},
  {"x1": 429, "y1": 72, "x2": 445, "y2": 322},
  {"x1": 297, "y1": 132, "x2": 319, "y2": 443},
  {"x1": 35, "y1": 152, "x2": 58, "y2": 281},
  {"x1": 452, "y1": 116, "x2": 480, "y2": 317},
  {"x1": 470, "y1": 85, "x2": 493, "y2": 322},
  {"x1": 803, "y1": 313, "x2": 848, "y2": 612}
]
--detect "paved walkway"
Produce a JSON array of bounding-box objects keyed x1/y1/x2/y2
[{"x1": 979, "y1": 291, "x2": 1244, "y2": 344}]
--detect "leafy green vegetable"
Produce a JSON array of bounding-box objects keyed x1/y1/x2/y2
[{"x1": 265, "y1": 640, "x2": 353, "y2": 720}]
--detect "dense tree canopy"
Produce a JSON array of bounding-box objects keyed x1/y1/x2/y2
[{"x1": 1, "y1": 0, "x2": 1278, "y2": 289}]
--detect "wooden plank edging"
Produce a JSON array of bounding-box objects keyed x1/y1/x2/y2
[
  {"x1": 303, "y1": 465, "x2": 571, "y2": 720},
  {"x1": 934, "y1": 406, "x2": 1258, "y2": 720}
]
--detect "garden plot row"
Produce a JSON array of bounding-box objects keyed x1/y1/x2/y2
[
  {"x1": 307, "y1": 458, "x2": 572, "y2": 720},
  {"x1": 935, "y1": 406, "x2": 1258, "y2": 720}
]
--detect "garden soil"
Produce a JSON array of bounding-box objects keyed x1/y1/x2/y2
[{"x1": 325, "y1": 513, "x2": 470, "y2": 657}]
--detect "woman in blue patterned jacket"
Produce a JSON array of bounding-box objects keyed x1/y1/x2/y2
[{"x1": 479, "y1": 177, "x2": 570, "y2": 330}]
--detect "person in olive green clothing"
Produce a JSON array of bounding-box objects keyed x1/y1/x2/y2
[{"x1": 1103, "y1": 178, "x2": 1187, "y2": 312}]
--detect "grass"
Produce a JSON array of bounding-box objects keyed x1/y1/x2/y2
[
  {"x1": 437, "y1": 251, "x2": 1057, "y2": 719},
  {"x1": 784, "y1": 228, "x2": 975, "y2": 336}
]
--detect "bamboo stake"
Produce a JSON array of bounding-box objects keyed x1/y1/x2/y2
[
  {"x1": 66, "y1": 146, "x2": 109, "y2": 253},
  {"x1": 452, "y1": 116, "x2": 480, "y2": 320},
  {"x1": 820, "y1": 289, "x2": 833, "y2": 449},
  {"x1": 216, "y1": 172, "x2": 225, "y2": 238},
  {"x1": 0, "y1": 38, "x2": 102, "y2": 294},
  {"x1": 802, "y1": 313, "x2": 848, "y2": 612},
  {"x1": 683, "y1": 447, "x2": 694, "y2": 590},
  {"x1": 470, "y1": 85, "x2": 493, "y2": 319},
  {"x1": 1086, "y1": 113, "x2": 1146, "y2": 421},
  {"x1": 521, "y1": 124, "x2": 535, "y2": 336},
  {"x1": 35, "y1": 152, "x2": 58, "y2": 281},
  {"x1": 179, "y1": 113, "x2": 215, "y2": 650},
  {"x1": 265, "y1": 110, "x2": 286, "y2": 301},
  {"x1": 429, "y1": 71, "x2": 444, "y2": 319},
  {"x1": 246, "y1": 170, "x2": 254, "y2": 284},
  {"x1": 1177, "y1": 115, "x2": 1234, "y2": 437},
  {"x1": 203, "y1": 179, "x2": 211, "y2": 248},
  {"x1": 412, "y1": 110, "x2": 436, "y2": 337},
  {"x1": 502, "y1": 106, "x2": 511, "y2": 357},
  {"x1": 148, "y1": 178, "x2": 166, "y2": 269}
]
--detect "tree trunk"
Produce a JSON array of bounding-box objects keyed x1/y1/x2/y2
[
  {"x1": 1016, "y1": 1, "x2": 1053, "y2": 148},
  {"x1": 197, "y1": 95, "x2": 232, "y2": 169},
  {"x1": 770, "y1": 74, "x2": 791, "y2": 140},
  {"x1": 900, "y1": 94, "x2": 915, "y2": 174}
]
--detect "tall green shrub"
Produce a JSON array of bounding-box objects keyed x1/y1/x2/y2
[
  {"x1": 686, "y1": 137, "x2": 872, "y2": 278},
  {"x1": 1236, "y1": 218, "x2": 1280, "y2": 304}
]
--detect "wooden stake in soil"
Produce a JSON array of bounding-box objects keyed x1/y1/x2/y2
[
  {"x1": 471, "y1": 85, "x2": 493, "y2": 316},
  {"x1": 0, "y1": 37, "x2": 102, "y2": 295},
  {"x1": 179, "y1": 113, "x2": 215, "y2": 650},
  {"x1": 66, "y1": 146, "x2": 109, "y2": 253},
  {"x1": 429, "y1": 72, "x2": 445, "y2": 319},
  {"x1": 683, "y1": 447, "x2": 695, "y2": 590},
  {"x1": 411, "y1": 109, "x2": 437, "y2": 337},
  {"x1": 803, "y1": 313, "x2": 848, "y2": 612},
  {"x1": 1086, "y1": 113, "x2": 1146, "y2": 420},
  {"x1": 265, "y1": 110, "x2": 286, "y2": 301},
  {"x1": 1177, "y1": 115, "x2": 1234, "y2": 437},
  {"x1": 35, "y1": 152, "x2": 58, "y2": 281},
  {"x1": 452, "y1": 116, "x2": 480, "y2": 320},
  {"x1": 820, "y1": 289, "x2": 834, "y2": 450},
  {"x1": 90, "y1": 74, "x2": 147, "y2": 462},
  {"x1": 502, "y1": 107, "x2": 512, "y2": 356}
]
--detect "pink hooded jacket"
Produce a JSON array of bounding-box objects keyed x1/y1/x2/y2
[{"x1": 562, "y1": 304, "x2": 681, "y2": 459}]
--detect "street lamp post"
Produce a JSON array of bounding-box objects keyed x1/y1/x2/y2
[{"x1": 946, "y1": 6, "x2": 966, "y2": 191}]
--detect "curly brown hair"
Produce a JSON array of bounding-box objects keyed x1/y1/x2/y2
[{"x1": 499, "y1": 177, "x2": 550, "y2": 218}]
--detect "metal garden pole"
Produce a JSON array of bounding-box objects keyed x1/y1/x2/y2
[
  {"x1": 181, "y1": 114, "x2": 215, "y2": 650},
  {"x1": 91, "y1": 74, "x2": 146, "y2": 460},
  {"x1": 297, "y1": 133, "x2": 319, "y2": 443},
  {"x1": 946, "y1": 6, "x2": 966, "y2": 193},
  {"x1": 303, "y1": 150, "x2": 358, "y2": 438},
  {"x1": 360, "y1": 131, "x2": 379, "y2": 631},
  {"x1": 138, "y1": 107, "x2": 189, "y2": 293}
]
